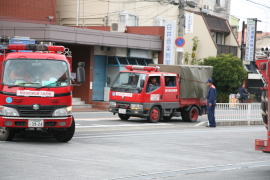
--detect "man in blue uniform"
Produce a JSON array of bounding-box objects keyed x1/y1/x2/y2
[{"x1": 206, "y1": 78, "x2": 217, "y2": 127}]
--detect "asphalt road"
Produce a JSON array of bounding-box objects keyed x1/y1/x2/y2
[
  {"x1": 73, "y1": 111, "x2": 210, "y2": 129},
  {"x1": 0, "y1": 112, "x2": 269, "y2": 180}
]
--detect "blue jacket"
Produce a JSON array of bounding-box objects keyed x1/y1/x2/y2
[
  {"x1": 207, "y1": 85, "x2": 217, "y2": 105},
  {"x1": 238, "y1": 87, "x2": 248, "y2": 97}
]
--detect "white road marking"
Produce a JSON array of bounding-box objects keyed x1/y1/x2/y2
[
  {"x1": 194, "y1": 121, "x2": 207, "y2": 126},
  {"x1": 75, "y1": 123, "x2": 174, "y2": 128},
  {"x1": 75, "y1": 117, "x2": 138, "y2": 121}
]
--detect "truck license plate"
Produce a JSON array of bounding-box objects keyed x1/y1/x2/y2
[
  {"x1": 28, "y1": 119, "x2": 44, "y2": 127},
  {"x1": 119, "y1": 108, "x2": 126, "y2": 114}
]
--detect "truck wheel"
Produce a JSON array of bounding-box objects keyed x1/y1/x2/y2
[
  {"x1": 182, "y1": 106, "x2": 199, "y2": 122},
  {"x1": 147, "y1": 106, "x2": 160, "y2": 123},
  {"x1": 54, "y1": 118, "x2": 75, "y2": 142},
  {"x1": 0, "y1": 127, "x2": 15, "y2": 141},
  {"x1": 118, "y1": 114, "x2": 130, "y2": 120}
]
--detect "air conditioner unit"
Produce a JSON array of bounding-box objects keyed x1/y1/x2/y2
[
  {"x1": 201, "y1": 8, "x2": 210, "y2": 14},
  {"x1": 186, "y1": 0, "x2": 200, "y2": 7},
  {"x1": 110, "y1": 23, "x2": 126, "y2": 33},
  {"x1": 214, "y1": 5, "x2": 226, "y2": 12}
]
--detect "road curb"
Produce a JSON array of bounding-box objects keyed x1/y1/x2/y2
[{"x1": 214, "y1": 120, "x2": 264, "y2": 126}]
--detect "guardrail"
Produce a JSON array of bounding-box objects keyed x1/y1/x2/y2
[{"x1": 215, "y1": 103, "x2": 262, "y2": 125}]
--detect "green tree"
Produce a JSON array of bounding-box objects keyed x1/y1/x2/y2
[{"x1": 199, "y1": 54, "x2": 247, "y2": 102}]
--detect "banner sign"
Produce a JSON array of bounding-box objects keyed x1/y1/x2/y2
[
  {"x1": 245, "y1": 18, "x2": 256, "y2": 61},
  {"x1": 163, "y1": 20, "x2": 176, "y2": 65},
  {"x1": 185, "y1": 13, "x2": 194, "y2": 33}
]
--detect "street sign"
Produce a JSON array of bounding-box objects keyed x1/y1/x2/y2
[
  {"x1": 176, "y1": 47, "x2": 184, "y2": 52},
  {"x1": 175, "y1": 37, "x2": 185, "y2": 47}
]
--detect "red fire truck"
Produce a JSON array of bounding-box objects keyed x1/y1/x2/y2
[
  {"x1": 254, "y1": 48, "x2": 270, "y2": 152},
  {"x1": 0, "y1": 42, "x2": 85, "y2": 142},
  {"x1": 108, "y1": 64, "x2": 213, "y2": 123}
]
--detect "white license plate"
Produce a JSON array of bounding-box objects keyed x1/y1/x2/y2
[
  {"x1": 119, "y1": 108, "x2": 126, "y2": 114},
  {"x1": 28, "y1": 119, "x2": 44, "y2": 127}
]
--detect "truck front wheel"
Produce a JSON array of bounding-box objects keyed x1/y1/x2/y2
[
  {"x1": 147, "y1": 106, "x2": 161, "y2": 123},
  {"x1": 182, "y1": 106, "x2": 199, "y2": 122},
  {"x1": 118, "y1": 114, "x2": 130, "y2": 120},
  {"x1": 54, "y1": 118, "x2": 75, "y2": 142},
  {"x1": 0, "y1": 127, "x2": 15, "y2": 141}
]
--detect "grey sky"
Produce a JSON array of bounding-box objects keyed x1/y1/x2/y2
[{"x1": 230, "y1": 0, "x2": 270, "y2": 32}]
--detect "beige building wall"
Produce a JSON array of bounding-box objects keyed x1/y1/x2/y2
[
  {"x1": 184, "y1": 13, "x2": 217, "y2": 62},
  {"x1": 196, "y1": 0, "x2": 231, "y2": 20},
  {"x1": 256, "y1": 36, "x2": 270, "y2": 51},
  {"x1": 56, "y1": 0, "x2": 178, "y2": 26}
]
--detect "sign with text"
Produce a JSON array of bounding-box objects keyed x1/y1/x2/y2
[
  {"x1": 185, "y1": 13, "x2": 194, "y2": 33},
  {"x1": 163, "y1": 20, "x2": 176, "y2": 65},
  {"x1": 17, "y1": 90, "x2": 54, "y2": 97},
  {"x1": 245, "y1": 18, "x2": 256, "y2": 61}
]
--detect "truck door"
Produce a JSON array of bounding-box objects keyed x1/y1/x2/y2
[
  {"x1": 163, "y1": 74, "x2": 179, "y2": 104},
  {"x1": 145, "y1": 75, "x2": 162, "y2": 102}
]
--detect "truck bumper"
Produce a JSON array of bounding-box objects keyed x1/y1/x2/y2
[
  {"x1": 0, "y1": 116, "x2": 73, "y2": 128},
  {"x1": 108, "y1": 107, "x2": 148, "y2": 117}
]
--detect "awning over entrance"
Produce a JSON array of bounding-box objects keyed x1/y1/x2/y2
[{"x1": 0, "y1": 21, "x2": 162, "y2": 51}]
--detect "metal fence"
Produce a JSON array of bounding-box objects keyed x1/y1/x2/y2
[{"x1": 215, "y1": 103, "x2": 262, "y2": 122}]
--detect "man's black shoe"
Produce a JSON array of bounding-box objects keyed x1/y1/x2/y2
[{"x1": 206, "y1": 126, "x2": 216, "y2": 128}]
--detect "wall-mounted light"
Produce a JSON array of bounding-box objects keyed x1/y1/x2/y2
[{"x1": 46, "y1": 16, "x2": 54, "y2": 24}]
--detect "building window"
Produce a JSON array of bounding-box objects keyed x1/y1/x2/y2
[
  {"x1": 216, "y1": 33, "x2": 223, "y2": 44},
  {"x1": 154, "y1": 16, "x2": 166, "y2": 26},
  {"x1": 120, "y1": 10, "x2": 138, "y2": 26},
  {"x1": 231, "y1": 26, "x2": 238, "y2": 39}
]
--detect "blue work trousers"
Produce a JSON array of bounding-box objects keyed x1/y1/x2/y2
[{"x1": 207, "y1": 102, "x2": 216, "y2": 127}]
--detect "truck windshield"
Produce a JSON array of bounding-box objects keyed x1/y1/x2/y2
[
  {"x1": 3, "y1": 59, "x2": 70, "y2": 88},
  {"x1": 111, "y1": 72, "x2": 146, "y2": 91}
]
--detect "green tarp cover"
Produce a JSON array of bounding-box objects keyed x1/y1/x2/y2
[{"x1": 150, "y1": 64, "x2": 213, "y2": 98}]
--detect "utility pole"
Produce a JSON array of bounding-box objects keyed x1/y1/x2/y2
[{"x1": 177, "y1": 0, "x2": 185, "y2": 65}]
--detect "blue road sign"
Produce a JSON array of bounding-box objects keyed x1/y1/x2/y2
[{"x1": 175, "y1": 37, "x2": 185, "y2": 47}]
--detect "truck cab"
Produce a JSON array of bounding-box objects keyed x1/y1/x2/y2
[{"x1": 0, "y1": 43, "x2": 85, "y2": 142}]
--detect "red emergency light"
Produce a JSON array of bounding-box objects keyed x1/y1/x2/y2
[
  {"x1": 8, "y1": 44, "x2": 65, "y2": 52},
  {"x1": 125, "y1": 65, "x2": 160, "y2": 72}
]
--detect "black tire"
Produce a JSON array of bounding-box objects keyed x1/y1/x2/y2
[
  {"x1": 182, "y1": 106, "x2": 199, "y2": 122},
  {"x1": 54, "y1": 117, "x2": 75, "y2": 142},
  {"x1": 118, "y1": 114, "x2": 130, "y2": 120},
  {"x1": 0, "y1": 127, "x2": 15, "y2": 141},
  {"x1": 147, "y1": 106, "x2": 161, "y2": 123}
]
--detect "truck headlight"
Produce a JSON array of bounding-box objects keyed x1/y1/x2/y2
[
  {"x1": 130, "y1": 104, "x2": 143, "y2": 110},
  {"x1": 52, "y1": 107, "x2": 72, "y2": 116},
  {"x1": 110, "y1": 101, "x2": 116, "y2": 107},
  {"x1": 0, "y1": 106, "x2": 19, "y2": 116}
]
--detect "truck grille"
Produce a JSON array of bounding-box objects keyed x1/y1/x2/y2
[
  {"x1": 118, "y1": 103, "x2": 129, "y2": 108},
  {"x1": 18, "y1": 105, "x2": 54, "y2": 116},
  {"x1": 4, "y1": 105, "x2": 67, "y2": 117}
]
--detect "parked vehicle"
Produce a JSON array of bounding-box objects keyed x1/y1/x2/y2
[
  {"x1": 108, "y1": 64, "x2": 213, "y2": 123},
  {"x1": 0, "y1": 37, "x2": 85, "y2": 142}
]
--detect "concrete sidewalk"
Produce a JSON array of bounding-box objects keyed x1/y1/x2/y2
[{"x1": 198, "y1": 120, "x2": 265, "y2": 126}]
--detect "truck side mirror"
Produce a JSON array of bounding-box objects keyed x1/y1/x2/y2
[
  {"x1": 140, "y1": 79, "x2": 145, "y2": 88},
  {"x1": 77, "y1": 62, "x2": 85, "y2": 83},
  {"x1": 107, "y1": 76, "x2": 110, "y2": 84}
]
